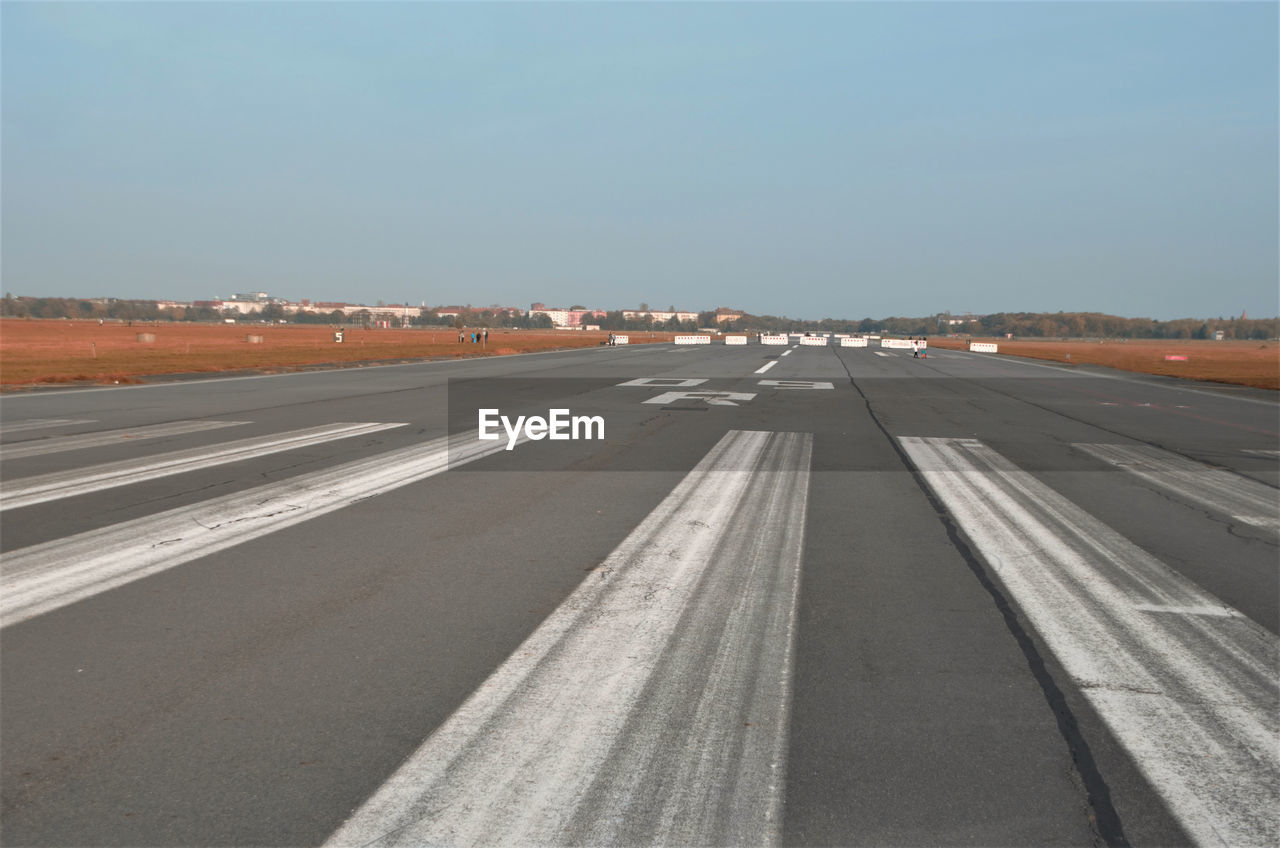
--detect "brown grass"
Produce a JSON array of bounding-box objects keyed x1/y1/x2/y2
[
  {"x1": 0, "y1": 320, "x2": 679, "y2": 388},
  {"x1": 928, "y1": 337, "x2": 1279, "y2": 390}
]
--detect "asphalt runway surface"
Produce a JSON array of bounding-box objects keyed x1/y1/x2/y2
[{"x1": 1, "y1": 339, "x2": 1277, "y2": 847}]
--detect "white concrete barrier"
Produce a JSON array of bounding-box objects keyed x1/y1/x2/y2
[
  {"x1": 800, "y1": 336, "x2": 828, "y2": 346},
  {"x1": 760, "y1": 334, "x2": 789, "y2": 345},
  {"x1": 611, "y1": 335, "x2": 629, "y2": 345},
  {"x1": 724, "y1": 335, "x2": 747, "y2": 345},
  {"x1": 674, "y1": 335, "x2": 711, "y2": 345},
  {"x1": 969, "y1": 342, "x2": 998, "y2": 353},
  {"x1": 881, "y1": 338, "x2": 913, "y2": 349},
  {"x1": 840, "y1": 337, "x2": 868, "y2": 347}
]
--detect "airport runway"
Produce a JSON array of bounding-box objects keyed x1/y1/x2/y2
[{"x1": 2, "y1": 340, "x2": 1277, "y2": 847}]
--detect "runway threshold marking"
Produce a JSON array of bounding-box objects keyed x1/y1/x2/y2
[
  {"x1": 0, "y1": 419, "x2": 95, "y2": 435},
  {"x1": 327, "y1": 429, "x2": 812, "y2": 848},
  {"x1": 0, "y1": 422, "x2": 407, "y2": 511},
  {"x1": 0, "y1": 420, "x2": 249, "y2": 460},
  {"x1": 899, "y1": 436, "x2": 1280, "y2": 848},
  {"x1": 1075, "y1": 443, "x2": 1280, "y2": 532},
  {"x1": 0, "y1": 430, "x2": 522, "y2": 628}
]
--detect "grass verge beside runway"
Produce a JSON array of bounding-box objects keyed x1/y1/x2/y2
[
  {"x1": 929, "y1": 336, "x2": 1278, "y2": 390},
  {"x1": 0, "y1": 320, "x2": 679, "y2": 389}
]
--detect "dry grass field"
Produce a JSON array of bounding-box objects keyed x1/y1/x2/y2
[
  {"x1": 928, "y1": 337, "x2": 1279, "y2": 390},
  {"x1": 0, "y1": 320, "x2": 676, "y2": 388}
]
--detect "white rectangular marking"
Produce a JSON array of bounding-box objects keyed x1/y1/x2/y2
[
  {"x1": 754, "y1": 360, "x2": 778, "y2": 374},
  {"x1": 1, "y1": 423, "x2": 406, "y2": 511},
  {"x1": 1, "y1": 420, "x2": 249, "y2": 460},
  {"x1": 899, "y1": 436, "x2": 1279, "y2": 848},
  {"x1": 757, "y1": 380, "x2": 833, "y2": 390},
  {"x1": 0, "y1": 430, "x2": 520, "y2": 628},
  {"x1": 0, "y1": 419, "x2": 96, "y2": 435},
  {"x1": 1076, "y1": 443, "x2": 1280, "y2": 532},
  {"x1": 326, "y1": 430, "x2": 812, "y2": 848},
  {"x1": 780, "y1": 350, "x2": 792, "y2": 356},
  {"x1": 874, "y1": 351, "x2": 894, "y2": 357}
]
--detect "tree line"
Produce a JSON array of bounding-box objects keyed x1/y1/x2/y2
[{"x1": 2, "y1": 295, "x2": 1275, "y2": 340}]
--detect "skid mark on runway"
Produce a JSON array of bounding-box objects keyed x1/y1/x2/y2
[
  {"x1": 900, "y1": 436, "x2": 1280, "y2": 848},
  {"x1": 327, "y1": 429, "x2": 812, "y2": 848}
]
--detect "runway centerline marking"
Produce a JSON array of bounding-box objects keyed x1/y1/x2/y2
[
  {"x1": 326, "y1": 429, "x2": 812, "y2": 848},
  {"x1": 754, "y1": 360, "x2": 778, "y2": 374}
]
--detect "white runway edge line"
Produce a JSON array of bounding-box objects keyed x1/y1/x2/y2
[
  {"x1": 1075, "y1": 443, "x2": 1280, "y2": 532},
  {"x1": 898, "y1": 437, "x2": 1279, "y2": 848},
  {"x1": 327, "y1": 429, "x2": 813, "y2": 848},
  {"x1": 0, "y1": 419, "x2": 249, "y2": 460},
  {"x1": 0, "y1": 422, "x2": 406, "y2": 511},
  {"x1": 0, "y1": 430, "x2": 521, "y2": 628}
]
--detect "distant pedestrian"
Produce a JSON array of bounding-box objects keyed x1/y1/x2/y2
[
  {"x1": 912, "y1": 339, "x2": 920, "y2": 358},
  {"x1": 483, "y1": 330, "x2": 488, "y2": 344},
  {"x1": 458, "y1": 331, "x2": 464, "y2": 343}
]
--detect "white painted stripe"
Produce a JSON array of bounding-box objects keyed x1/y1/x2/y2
[
  {"x1": 899, "y1": 436, "x2": 1279, "y2": 848},
  {"x1": 0, "y1": 430, "x2": 521, "y2": 628},
  {"x1": 780, "y1": 349, "x2": 792, "y2": 356},
  {"x1": 755, "y1": 360, "x2": 778, "y2": 374},
  {"x1": 0, "y1": 420, "x2": 249, "y2": 460},
  {"x1": 0, "y1": 423, "x2": 406, "y2": 511},
  {"x1": 0, "y1": 418, "x2": 94, "y2": 435},
  {"x1": 327, "y1": 429, "x2": 812, "y2": 848},
  {"x1": 873, "y1": 351, "x2": 894, "y2": 358},
  {"x1": 1133, "y1": 604, "x2": 1241, "y2": 618},
  {"x1": 1076, "y1": 443, "x2": 1280, "y2": 532},
  {"x1": 1244, "y1": 449, "x2": 1279, "y2": 457}
]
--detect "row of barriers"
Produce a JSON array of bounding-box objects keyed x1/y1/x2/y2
[{"x1": 652, "y1": 335, "x2": 953, "y2": 349}]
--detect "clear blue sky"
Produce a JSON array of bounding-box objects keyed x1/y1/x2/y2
[{"x1": 3, "y1": 2, "x2": 1276, "y2": 321}]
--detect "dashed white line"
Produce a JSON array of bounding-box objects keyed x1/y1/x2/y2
[{"x1": 755, "y1": 360, "x2": 778, "y2": 374}]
